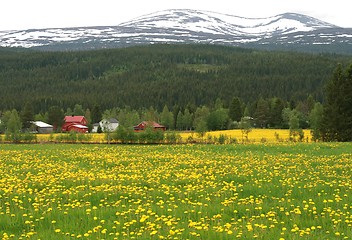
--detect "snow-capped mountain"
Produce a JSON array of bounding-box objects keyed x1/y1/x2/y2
[
  {"x1": 120, "y1": 9, "x2": 337, "y2": 36},
  {"x1": 1, "y1": 9, "x2": 351, "y2": 53}
]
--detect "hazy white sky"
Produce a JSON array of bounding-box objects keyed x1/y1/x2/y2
[{"x1": 0, "y1": 0, "x2": 351, "y2": 31}]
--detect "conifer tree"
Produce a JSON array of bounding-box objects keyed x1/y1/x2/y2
[
  {"x1": 321, "y1": 64, "x2": 352, "y2": 141},
  {"x1": 160, "y1": 105, "x2": 174, "y2": 130},
  {"x1": 91, "y1": 104, "x2": 102, "y2": 123},
  {"x1": 48, "y1": 106, "x2": 64, "y2": 131},
  {"x1": 228, "y1": 97, "x2": 242, "y2": 122},
  {"x1": 269, "y1": 97, "x2": 285, "y2": 128},
  {"x1": 21, "y1": 102, "x2": 34, "y2": 130},
  {"x1": 73, "y1": 104, "x2": 85, "y2": 116},
  {"x1": 254, "y1": 98, "x2": 270, "y2": 128}
]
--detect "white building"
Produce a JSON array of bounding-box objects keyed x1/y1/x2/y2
[
  {"x1": 92, "y1": 118, "x2": 119, "y2": 133},
  {"x1": 31, "y1": 121, "x2": 53, "y2": 133}
]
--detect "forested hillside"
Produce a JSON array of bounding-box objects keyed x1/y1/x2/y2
[{"x1": 0, "y1": 44, "x2": 350, "y2": 112}]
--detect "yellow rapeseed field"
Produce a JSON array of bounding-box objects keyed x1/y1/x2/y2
[
  {"x1": 4, "y1": 129, "x2": 312, "y2": 143},
  {"x1": 180, "y1": 129, "x2": 312, "y2": 143}
]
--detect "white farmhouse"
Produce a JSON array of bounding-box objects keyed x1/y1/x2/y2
[{"x1": 92, "y1": 118, "x2": 119, "y2": 133}]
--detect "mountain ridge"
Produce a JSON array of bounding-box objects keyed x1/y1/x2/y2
[{"x1": 0, "y1": 9, "x2": 351, "y2": 54}]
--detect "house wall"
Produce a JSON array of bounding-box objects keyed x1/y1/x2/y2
[
  {"x1": 38, "y1": 127, "x2": 53, "y2": 134},
  {"x1": 62, "y1": 123, "x2": 73, "y2": 132},
  {"x1": 67, "y1": 125, "x2": 88, "y2": 133},
  {"x1": 81, "y1": 118, "x2": 88, "y2": 126},
  {"x1": 99, "y1": 121, "x2": 119, "y2": 132}
]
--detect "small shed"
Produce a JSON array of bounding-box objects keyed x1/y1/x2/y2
[
  {"x1": 133, "y1": 121, "x2": 166, "y2": 132},
  {"x1": 31, "y1": 121, "x2": 53, "y2": 134}
]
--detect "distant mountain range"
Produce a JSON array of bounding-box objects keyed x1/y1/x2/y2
[{"x1": 1, "y1": 9, "x2": 352, "y2": 54}]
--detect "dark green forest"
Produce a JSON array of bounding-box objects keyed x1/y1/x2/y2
[{"x1": 1, "y1": 44, "x2": 350, "y2": 113}]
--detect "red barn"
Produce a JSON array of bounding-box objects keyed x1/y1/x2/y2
[
  {"x1": 62, "y1": 116, "x2": 89, "y2": 133},
  {"x1": 133, "y1": 121, "x2": 166, "y2": 132}
]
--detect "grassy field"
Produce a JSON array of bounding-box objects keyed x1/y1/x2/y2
[{"x1": 0, "y1": 143, "x2": 351, "y2": 239}]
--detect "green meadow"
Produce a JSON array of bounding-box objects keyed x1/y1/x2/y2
[{"x1": 0, "y1": 143, "x2": 351, "y2": 239}]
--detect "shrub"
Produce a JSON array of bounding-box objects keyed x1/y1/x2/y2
[
  {"x1": 49, "y1": 133, "x2": 54, "y2": 142},
  {"x1": 138, "y1": 127, "x2": 164, "y2": 144},
  {"x1": 289, "y1": 129, "x2": 304, "y2": 142},
  {"x1": 67, "y1": 131, "x2": 78, "y2": 143},
  {"x1": 5, "y1": 131, "x2": 22, "y2": 143},
  {"x1": 77, "y1": 133, "x2": 92, "y2": 142},
  {"x1": 229, "y1": 137, "x2": 238, "y2": 144},
  {"x1": 22, "y1": 132, "x2": 37, "y2": 143},
  {"x1": 206, "y1": 135, "x2": 213, "y2": 144},
  {"x1": 274, "y1": 132, "x2": 283, "y2": 142},
  {"x1": 187, "y1": 136, "x2": 195, "y2": 144},
  {"x1": 165, "y1": 132, "x2": 181, "y2": 144},
  {"x1": 218, "y1": 134, "x2": 227, "y2": 144},
  {"x1": 55, "y1": 131, "x2": 82, "y2": 143},
  {"x1": 113, "y1": 126, "x2": 137, "y2": 144}
]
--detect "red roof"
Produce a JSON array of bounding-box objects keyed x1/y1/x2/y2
[
  {"x1": 142, "y1": 121, "x2": 164, "y2": 128},
  {"x1": 64, "y1": 116, "x2": 86, "y2": 123},
  {"x1": 133, "y1": 121, "x2": 166, "y2": 131}
]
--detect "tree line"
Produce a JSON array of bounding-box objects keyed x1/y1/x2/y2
[{"x1": 0, "y1": 93, "x2": 338, "y2": 141}]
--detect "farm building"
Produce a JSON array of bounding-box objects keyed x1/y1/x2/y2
[
  {"x1": 92, "y1": 118, "x2": 119, "y2": 133},
  {"x1": 62, "y1": 116, "x2": 88, "y2": 133},
  {"x1": 133, "y1": 121, "x2": 166, "y2": 132},
  {"x1": 31, "y1": 121, "x2": 53, "y2": 134}
]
